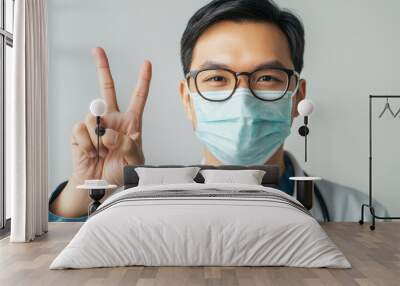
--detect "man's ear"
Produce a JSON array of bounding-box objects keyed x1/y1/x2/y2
[
  {"x1": 179, "y1": 80, "x2": 197, "y2": 129},
  {"x1": 292, "y1": 79, "x2": 306, "y2": 118}
]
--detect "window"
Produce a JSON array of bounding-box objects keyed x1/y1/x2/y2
[{"x1": 0, "y1": 0, "x2": 14, "y2": 232}]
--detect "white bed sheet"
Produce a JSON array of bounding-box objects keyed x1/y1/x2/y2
[{"x1": 50, "y1": 183, "x2": 351, "y2": 269}]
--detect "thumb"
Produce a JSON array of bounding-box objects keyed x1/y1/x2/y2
[
  {"x1": 130, "y1": 131, "x2": 142, "y2": 149},
  {"x1": 102, "y1": 128, "x2": 144, "y2": 164},
  {"x1": 102, "y1": 128, "x2": 120, "y2": 151}
]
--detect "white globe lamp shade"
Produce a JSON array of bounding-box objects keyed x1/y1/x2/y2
[
  {"x1": 90, "y1": 99, "x2": 106, "y2": 117},
  {"x1": 298, "y1": 99, "x2": 315, "y2": 116}
]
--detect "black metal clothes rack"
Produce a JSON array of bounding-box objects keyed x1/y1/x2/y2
[{"x1": 359, "y1": 95, "x2": 400, "y2": 230}]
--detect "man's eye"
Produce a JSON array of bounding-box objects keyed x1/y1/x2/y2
[
  {"x1": 257, "y1": 75, "x2": 281, "y2": 82},
  {"x1": 205, "y1": 76, "x2": 226, "y2": 82}
]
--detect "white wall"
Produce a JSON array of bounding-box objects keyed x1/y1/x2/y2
[{"x1": 48, "y1": 0, "x2": 400, "y2": 215}]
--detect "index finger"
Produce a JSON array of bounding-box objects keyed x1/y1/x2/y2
[
  {"x1": 127, "y1": 60, "x2": 152, "y2": 132},
  {"x1": 92, "y1": 47, "x2": 120, "y2": 112}
]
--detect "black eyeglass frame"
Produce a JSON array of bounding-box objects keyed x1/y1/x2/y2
[{"x1": 186, "y1": 67, "x2": 300, "y2": 102}]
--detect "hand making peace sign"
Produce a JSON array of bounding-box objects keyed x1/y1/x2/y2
[{"x1": 70, "y1": 47, "x2": 152, "y2": 186}]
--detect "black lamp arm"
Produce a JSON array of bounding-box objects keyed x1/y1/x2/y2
[
  {"x1": 94, "y1": 116, "x2": 106, "y2": 164},
  {"x1": 298, "y1": 116, "x2": 309, "y2": 162}
]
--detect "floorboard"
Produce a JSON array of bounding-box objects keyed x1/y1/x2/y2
[{"x1": 0, "y1": 222, "x2": 399, "y2": 286}]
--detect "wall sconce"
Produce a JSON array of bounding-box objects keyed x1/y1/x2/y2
[
  {"x1": 89, "y1": 99, "x2": 106, "y2": 165},
  {"x1": 297, "y1": 99, "x2": 315, "y2": 162}
]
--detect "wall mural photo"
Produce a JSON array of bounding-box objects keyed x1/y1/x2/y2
[{"x1": 47, "y1": 0, "x2": 400, "y2": 225}]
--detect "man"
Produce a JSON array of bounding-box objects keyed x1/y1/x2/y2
[{"x1": 49, "y1": 0, "x2": 386, "y2": 222}]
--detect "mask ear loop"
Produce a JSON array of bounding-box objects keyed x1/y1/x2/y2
[
  {"x1": 185, "y1": 82, "x2": 192, "y2": 97},
  {"x1": 291, "y1": 75, "x2": 301, "y2": 97}
]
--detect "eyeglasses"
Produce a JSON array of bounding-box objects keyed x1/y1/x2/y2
[{"x1": 186, "y1": 67, "x2": 300, "y2": 102}]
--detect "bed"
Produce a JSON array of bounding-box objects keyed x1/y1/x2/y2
[{"x1": 49, "y1": 165, "x2": 350, "y2": 269}]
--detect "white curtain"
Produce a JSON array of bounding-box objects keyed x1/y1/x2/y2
[{"x1": 9, "y1": 0, "x2": 48, "y2": 242}]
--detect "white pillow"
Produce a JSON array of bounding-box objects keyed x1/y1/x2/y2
[
  {"x1": 200, "y1": 169, "x2": 266, "y2": 185},
  {"x1": 135, "y1": 167, "x2": 201, "y2": 186}
]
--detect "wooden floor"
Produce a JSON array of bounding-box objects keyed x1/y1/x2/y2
[{"x1": 0, "y1": 222, "x2": 399, "y2": 286}]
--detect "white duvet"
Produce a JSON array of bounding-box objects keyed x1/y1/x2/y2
[{"x1": 50, "y1": 183, "x2": 351, "y2": 269}]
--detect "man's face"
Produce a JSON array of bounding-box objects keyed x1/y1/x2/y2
[{"x1": 179, "y1": 20, "x2": 306, "y2": 128}]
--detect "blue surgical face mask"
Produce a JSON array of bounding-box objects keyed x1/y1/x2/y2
[{"x1": 188, "y1": 87, "x2": 295, "y2": 165}]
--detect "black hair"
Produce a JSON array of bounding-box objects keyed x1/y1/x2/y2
[{"x1": 180, "y1": 0, "x2": 305, "y2": 75}]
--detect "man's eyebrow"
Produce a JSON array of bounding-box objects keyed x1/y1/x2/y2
[
  {"x1": 253, "y1": 60, "x2": 287, "y2": 70},
  {"x1": 196, "y1": 60, "x2": 289, "y2": 71},
  {"x1": 198, "y1": 61, "x2": 230, "y2": 70}
]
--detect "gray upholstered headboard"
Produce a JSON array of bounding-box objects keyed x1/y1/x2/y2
[{"x1": 123, "y1": 165, "x2": 280, "y2": 189}]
